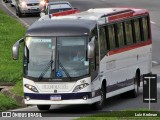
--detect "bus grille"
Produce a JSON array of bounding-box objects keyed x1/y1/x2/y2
[{"x1": 27, "y1": 3, "x2": 39, "y2": 6}]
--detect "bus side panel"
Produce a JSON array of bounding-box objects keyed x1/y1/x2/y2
[{"x1": 99, "y1": 44, "x2": 151, "y2": 98}]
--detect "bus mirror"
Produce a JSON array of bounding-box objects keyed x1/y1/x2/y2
[
  {"x1": 12, "y1": 38, "x2": 24, "y2": 60},
  {"x1": 88, "y1": 37, "x2": 95, "y2": 59}
]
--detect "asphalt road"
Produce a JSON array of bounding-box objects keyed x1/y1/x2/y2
[{"x1": 0, "y1": 0, "x2": 160, "y2": 119}]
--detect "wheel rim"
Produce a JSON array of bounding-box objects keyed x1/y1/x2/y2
[
  {"x1": 134, "y1": 76, "x2": 139, "y2": 94},
  {"x1": 135, "y1": 81, "x2": 138, "y2": 93}
]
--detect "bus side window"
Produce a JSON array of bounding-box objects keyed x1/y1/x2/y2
[
  {"x1": 108, "y1": 24, "x2": 116, "y2": 50},
  {"x1": 134, "y1": 19, "x2": 141, "y2": 43},
  {"x1": 99, "y1": 27, "x2": 107, "y2": 59},
  {"x1": 142, "y1": 17, "x2": 150, "y2": 41},
  {"x1": 116, "y1": 22, "x2": 125, "y2": 47},
  {"x1": 124, "y1": 21, "x2": 134, "y2": 45}
]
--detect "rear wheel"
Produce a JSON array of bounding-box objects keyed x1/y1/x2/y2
[
  {"x1": 37, "y1": 105, "x2": 50, "y2": 111},
  {"x1": 130, "y1": 73, "x2": 140, "y2": 97},
  {"x1": 121, "y1": 73, "x2": 140, "y2": 98},
  {"x1": 91, "y1": 85, "x2": 106, "y2": 110}
]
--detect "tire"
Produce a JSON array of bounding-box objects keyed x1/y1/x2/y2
[
  {"x1": 37, "y1": 105, "x2": 50, "y2": 111},
  {"x1": 5, "y1": 0, "x2": 8, "y2": 3},
  {"x1": 17, "y1": 7, "x2": 22, "y2": 17},
  {"x1": 11, "y1": 4, "x2": 14, "y2": 7},
  {"x1": 37, "y1": 13, "x2": 41, "y2": 17},
  {"x1": 120, "y1": 73, "x2": 140, "y2": 98},
  {"x1": 91, "y1": 85, "x2": 106, "y2": 110},
  {"x1": 130, "y1": 73, "x2": 140, "y2": 98}
]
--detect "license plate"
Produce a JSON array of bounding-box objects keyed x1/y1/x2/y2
[
  {"x1": 50, "y1": 95, "x2": 61, "y2": 101},
  {"x1": 31, "y1": 7, "x2": 38, "y2": 9}
]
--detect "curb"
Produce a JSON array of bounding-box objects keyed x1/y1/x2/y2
[{"x1": 1, "y1": 87, "x2": 27, "y2": 108}]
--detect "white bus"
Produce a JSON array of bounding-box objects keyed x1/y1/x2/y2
[{"x1": 12, "y1": 7, "x2": 152, "y2": 110}]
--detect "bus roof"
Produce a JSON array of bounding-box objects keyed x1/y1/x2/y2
[
  {"x1": 26, "y1": 7, "x2": 149, "y2": 37},
  {"x1": 51, "y1": 7, "x2": 149, "y2": 23},
  {"x1": 26, "y1": 19, "x2": 97, "y2": 37}
]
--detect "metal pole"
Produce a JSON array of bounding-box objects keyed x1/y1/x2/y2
[{"x1": 149, "y1": 78, "x2": 150, "y2": 110}]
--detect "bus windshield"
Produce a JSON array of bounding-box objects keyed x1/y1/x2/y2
[
  {"x1": 24, "y1": 36, "x2": 89, "y2": 80},
  {"x1": 25, "y1": 37, "x2": 56, "y2": 78},
  {"x1": 56, "y1": 37, "x2": 89, "y2": 78}
]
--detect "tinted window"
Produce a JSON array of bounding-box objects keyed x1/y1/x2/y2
[
  {"x1": 100, "y1": 27, "x2": 107, "y2": 59},
  {"x1": 108, "y1": 24, "x2": 116, "y2": 50},
  {"x1": 91, "y1": 28, "x2": 99, "y2": 70},
  {"x1": 117, "y1": 23, "x2": 125, "y2": 47},
  {"x1": 142, "y1": 17, "x2": 149, "y2": 41},
  {"x1": 49, "y1": 4, "x2": 72, "y2": 14},
  {"x1": 124, "y1": 21, "x2": 133, "y2": 45},
  {"x1": 134, "y1": 19, "x2": 141, "y2": 42}
]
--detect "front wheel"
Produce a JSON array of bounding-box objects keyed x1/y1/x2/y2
[
  {"x1": 17, "y1": 7, "x2": 22, "y2": 17},
  {"x1": 11, "y1": 4, "x2": 14, "y2": 7},
  {"x1": 91, "y1": 85, "x2": 106, "y2": 110},
  {"x1": 37, "y1": 105, "x2": 50, "y2": 111},
  {"x1": 4, "y1": 0, "x2": 8, "y2": 3}
]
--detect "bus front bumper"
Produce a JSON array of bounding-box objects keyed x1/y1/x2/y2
[
  {"x1": 24, "y1": 92, "x2": 101, "y2": 105},
  {"x1": 25, "y1": 96, "x2": 100, "y2": 105}
]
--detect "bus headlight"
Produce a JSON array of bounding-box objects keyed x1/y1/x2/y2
[
  {"x1": 73, "y1": 83, "x2": 89, "y2": 92},
  {"x1": 24, "y1": 84, "x2": 38, "y2": 92}
]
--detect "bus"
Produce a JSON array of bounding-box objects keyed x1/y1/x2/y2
[{"x1": 12, "y1": 7, "x2": 152, "y2": 110}]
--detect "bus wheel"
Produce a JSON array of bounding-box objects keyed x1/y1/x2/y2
[
  {"x1": 37, "y1": 105, "x2": 50, "y2": 111},
  {"x1": 91, "y1": 85, "x2": 105, "y2": 110},
  {"x1": 131, "y1": 73, "x2": 140, "y2": 98}
]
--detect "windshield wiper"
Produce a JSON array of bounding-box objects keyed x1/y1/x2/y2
[
  {"x1": 57, "y1": 50, "x2": 71, "y2": 80},
  {"x1": 38, "y1": 60, "x2": 53, "y2": 81},
  {"x1": 58, "y1": 61, "x2": 72, "y2": 81},
  {"x1": 38, "y1": 48, "x2": 54, "y2": 81}
]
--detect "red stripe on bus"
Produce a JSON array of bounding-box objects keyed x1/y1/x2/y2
[
  {"x1": 51, "y1": 9, "x2": 80, "y2": 17},
  {"x1": 108, "y1": 12, "x2": 133, "y2": 22},
  {"x1": 108, "y1": 40, "x2": 152, "y2": 56}
]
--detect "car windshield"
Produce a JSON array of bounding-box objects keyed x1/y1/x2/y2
[
  {"x1": 49, "y1": 4, "x2": 72, "y2": 14},
  {"x1": 55, "y1": 36, "x2": 89, "y2": 78},
  {"x1": 24, "y1": 37, "x2": 56, "y2": 78}
]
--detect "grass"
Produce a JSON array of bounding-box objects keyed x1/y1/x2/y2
[
  {"x1": 0, "y1": 93, "x2": 19, "y2": 112},
  {"x1": 12, "y1": 81, "x2": 24, "y2": 96},
  {"x1": 76, "y1": 109, "x2": 160, "y2": 120},
  {"x1": 0, "y1": 8, "x2": 26, "y2": 82}
]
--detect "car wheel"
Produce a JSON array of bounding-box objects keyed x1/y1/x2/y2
[
  {"x1": 17, "y1": 7, "x2": 22, "y2": 17},
  {"x1": 37, "y1": 105, "x2": 50, "y2": 111},
  {"x1": 16, "y1": 8, "x2": 18, "y2": 16},
  {"x1": 5, "y1": 0, "x2": 8, "y2": 3},
  {"x1": 91, "y1": 85, "x2": 106, "y2": 110},
  {"x1": 11, "y1": 4, "x2": 14, "y2": 7}
]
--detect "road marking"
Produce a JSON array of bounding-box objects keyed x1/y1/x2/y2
[
  {"x1": 151, "y1": 21, "x2": 156, "y2": 24},
  {"x1": 11, "y1": 106, "x2": 37, "y2": 111},
  {"x1": 2, "y1": 1, "x2": 30, "y2": 27},
  {"x1": 152, "y1": 61, "x2": 159, "y2": 64}
]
